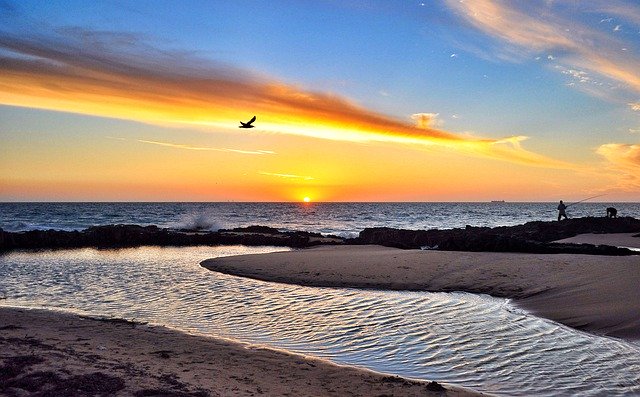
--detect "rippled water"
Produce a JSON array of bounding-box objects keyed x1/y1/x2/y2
[
  {"x1": 2, "y1": 202, "x2": 639, "y2": 237},
  {"x1": 1, "y1": 246, "x2": 639, "y2": 396}
]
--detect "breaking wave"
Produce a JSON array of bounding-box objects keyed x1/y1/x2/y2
[{"x1": 168, "y1": 212, "x2": 224, "y2": 231}]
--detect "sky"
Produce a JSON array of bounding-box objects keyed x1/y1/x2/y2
[{"x1": 0, "y1": 0, "x2": 639, "y2": 202}]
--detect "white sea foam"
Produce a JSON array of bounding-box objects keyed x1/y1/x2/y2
[
  {"x1": 332, "y1": 231, "x2": 359, "y2": 239},
  {"x1": 168, "y1": 212, "x2": 224, "y2": 231},
  {"x1": 1, "y1": 221, "x2": 31, "y2": 232}
]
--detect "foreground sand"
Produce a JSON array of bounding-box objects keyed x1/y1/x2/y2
[
  {"x1": 202, "y1": 240, "x2": 640, "y2": 340},
  {"x1": 0, "y1": 306, "x2": 483, "y2": 397}
]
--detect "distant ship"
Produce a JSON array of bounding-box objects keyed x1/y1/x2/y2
[{"x1": 490, "y1": 200, "x2": 506, "y2": 203}]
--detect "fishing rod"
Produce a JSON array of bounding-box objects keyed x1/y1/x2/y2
[{"x1": 566, "y1": 193, "x2": 607, "y2": 208}]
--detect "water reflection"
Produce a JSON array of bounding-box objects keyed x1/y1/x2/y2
[{"x1": 1, "y1": 246, "x2": 639, "y2": 396}]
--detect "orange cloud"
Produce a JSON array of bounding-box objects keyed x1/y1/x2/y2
[
  {"x1": 445, "y1": 0, "x2": 573, "y2": 51},
  {"x1": 596, "y1": 143, "x2": 640, "y2": 189},
  {"x1": 0, "y1": 28, "x2": 571, "y2": 169}
]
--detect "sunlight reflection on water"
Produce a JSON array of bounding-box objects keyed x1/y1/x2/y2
[{"x1": 1, "y1": 246, "x2": 640, "y2": 396}]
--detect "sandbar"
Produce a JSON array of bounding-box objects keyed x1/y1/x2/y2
[
  {"x1": 202, "y1": 244, "x2": 640, "y2": 340},
  {"x1": 0, "y1": 306, "x2": 482, "y2": 396},
  {"x1": 554, "y1": 232, "x2": 640, "y2": 249}
]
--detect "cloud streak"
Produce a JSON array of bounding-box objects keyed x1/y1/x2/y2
[
  {"x1": 137, "y1": 140, "x2": 275, "y2": 155},
  {"x1": 0, "y1": 25, "x2": 572, "y2": 169},
  {"x1": 259, "y1": 172, "x2": 315, "y2": 181}
]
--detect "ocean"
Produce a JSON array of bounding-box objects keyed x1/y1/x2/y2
[{"x1": 2, "y1": 202, "x2": 639, "y2": 235}]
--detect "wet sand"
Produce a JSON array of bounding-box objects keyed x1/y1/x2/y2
[
  {"x1": 202, "y1": 240, "x2": 640, "y2": 340},
  {"x1": 0, "y1": 306, "x2": 483, "y2": 397}
]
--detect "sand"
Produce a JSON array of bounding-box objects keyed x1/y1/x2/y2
[
  {"x1": 0, "y1": 306, "x2": 482, "y2": 397},
  {"x1": 202, "y1": 240, "x2": 640, "y2": 340},
  {"x1": 554, "y1": 232, "x2": 640, "y2": 249}
]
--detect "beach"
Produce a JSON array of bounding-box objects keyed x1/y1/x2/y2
[
  {"x1": 2, "y1": 225, "x2": 640, "y2": 395},
  {"x1": 0, "y1": 306, "x2": 481, "y2": 397},
  {"x1": 202, "y1": 234, "x2": 640, "y2": 340}
]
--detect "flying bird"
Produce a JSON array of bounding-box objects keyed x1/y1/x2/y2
[{"x1": 239, "y1": 116, "x2": 256, "y2": 128}]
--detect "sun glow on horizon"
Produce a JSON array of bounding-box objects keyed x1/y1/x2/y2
[{"x1": 303, "y1": 197, "x2": 311, "y2": 203}]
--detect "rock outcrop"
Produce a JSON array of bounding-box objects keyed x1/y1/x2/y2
[
  {"x1": 0, "y1": 225, "x2": 342, "y2": 251},
  {"x1": 1, "y1": 217, "x2": 639, "y2": 255},
  {"x1": 351, "y1": 217, "x2": 640, "y2": 255}
]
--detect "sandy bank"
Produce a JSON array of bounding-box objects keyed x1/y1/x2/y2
[
  {"x1": 0, "y1": 307, "x2": 482, "y2": 397},
  {"x1": 554, "y1": 232, "x2": 640, "y2": 249},
  {"x1": 202, "y1": 244, "x2": 640, "y2": 340}
]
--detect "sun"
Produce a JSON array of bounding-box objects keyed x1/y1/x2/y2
[{"x1": 303, "y1": 196, "x2": 311, "y2": 203}]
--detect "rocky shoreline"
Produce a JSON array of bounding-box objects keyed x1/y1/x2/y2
[
  {"x1": 1, "y1": 217, "x2": 639, "y2": 255},
  {"x1": 352, "y1": 216, "x2": 640, "y2": 254},
  {"x1": 0, "y1": 225, "x2": 338, "y2": 251}
]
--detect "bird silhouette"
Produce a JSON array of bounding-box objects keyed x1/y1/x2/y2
[{"x1": 239, "y1": 116, "x2": 256, "y2": 128}]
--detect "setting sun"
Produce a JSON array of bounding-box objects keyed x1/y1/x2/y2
[{"x1": 303, "y1": 197, "x2": 311, "y2": 203}]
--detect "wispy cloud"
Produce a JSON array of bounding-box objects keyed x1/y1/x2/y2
[
  {"x1": 587, "y1": 1, "x2": 640, "y2": 25},
  {"x1": 0, "y1": 24, "x2": 573, "y2": 169},
  {"x1": 259, "y1": 172, "x2": 315, "y2": 181},
  {"x1": 137, "y1": 140, "x2": 275, "y2": 155},
  {"x1": 446, "y1": 0, "x2": 640, "y2": 105}
]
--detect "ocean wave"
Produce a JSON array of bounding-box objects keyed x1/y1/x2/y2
[
  {"x1": 167, "y1": 212, "x2": 224, "y2": 231},
  {"x1": 332, "y1": 231, "x2": 360, "y2": 239},
  {"x1": 0, "y1": 221, "x2": 32, "y2": 232}
]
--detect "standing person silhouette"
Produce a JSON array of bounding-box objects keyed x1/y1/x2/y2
[{"x1": 557, "y1": 200, "x2": 568, "y2": 221}]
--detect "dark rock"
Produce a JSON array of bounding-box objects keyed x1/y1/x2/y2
[
  {"x1": 353, "y1": 217, "x2": 640, "y2": 255},
  {"x1": 221, "y1": 225, "x2": 282, "y2": 234},
  {"x1": 2, "y1": 217, "x2": 639, "y2": 255},
  {"x1": 0, "y1": 224, "x2": 343, "y2": 251}
]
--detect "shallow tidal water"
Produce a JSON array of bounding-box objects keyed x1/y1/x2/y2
[{"x1": 1, "y1": 245, "x2": 639, "y2": 396}]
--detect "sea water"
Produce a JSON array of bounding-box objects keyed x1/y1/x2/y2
[
  {"x1": 1, "y1": 245, "x2": 640, "y2": 396},
  {"x1": 2, "y1": 202, "x2": 639, "y2": 237}
]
